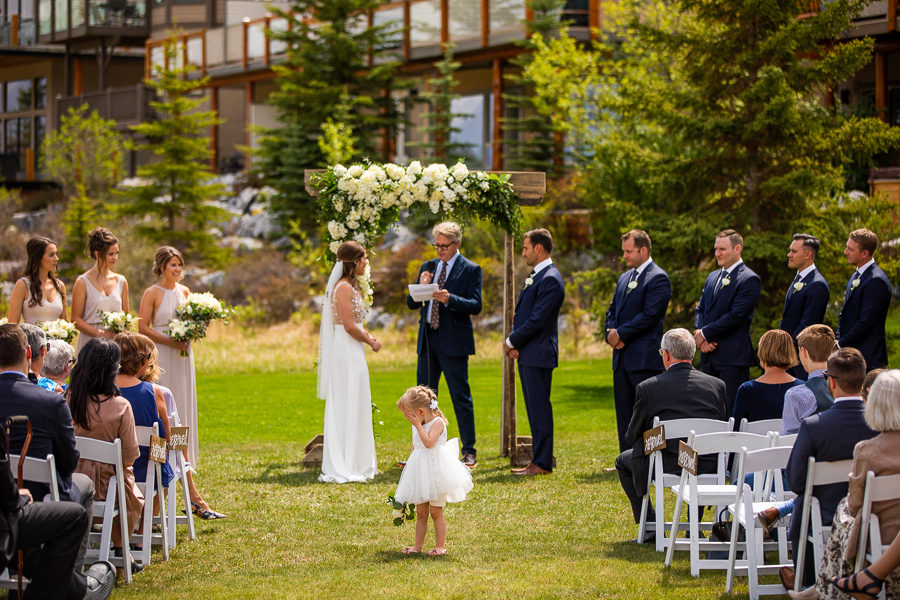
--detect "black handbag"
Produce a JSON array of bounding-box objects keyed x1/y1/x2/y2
[{"x1": 710, "y1": 507, "x2": 744, "y2": 543}]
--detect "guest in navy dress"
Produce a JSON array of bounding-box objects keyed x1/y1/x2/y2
[
  {"x1": 732, "y1": 329, "x2": 804, "y2": 428},
  {"x1": 113, "y1": 332, "x2": 173, "y2": 490}
]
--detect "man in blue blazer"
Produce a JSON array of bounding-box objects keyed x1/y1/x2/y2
[
  {"x1": 780, "y1": 233, "x2": 829, "y2": 379},
  {"x1": 837, "y1": 228, "x2": 892, "y2": 371},
  {"x1": 406, "y1": 222, "x2": 482, "y2": 467},
  {"x1": 505, "y1": 228, "x2": 566, "y2": 476},
  {"x1": 693, "y1": 229, "x2": 761, "y2": 416},
  {"x1": 782, "y1": 347, "x2": 876, "y2": 589},
  {"x1": 605, "y1": 230, "x2": 671, "y2": 452}
]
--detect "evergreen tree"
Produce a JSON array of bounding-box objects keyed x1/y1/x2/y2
[
  {"x1": 408, "y1": 43, "x2": 474, "y2": 163},
  {"x1": 525, "y1": 0, "x2": 900, "y2": 330},
  {"x1": 122, "y1": 32, "x2": 228, "y2": 265},
  {"x1": 257, "y1": 0, "x2": 406, "y2": 226},
  {"x1": 501, "y1": 0, "x2": 567, "y2": 176}
]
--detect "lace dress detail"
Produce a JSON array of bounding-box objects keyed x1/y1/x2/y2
[{"x1": 332, "y1": 281, "x2": 366, "y2": 325}]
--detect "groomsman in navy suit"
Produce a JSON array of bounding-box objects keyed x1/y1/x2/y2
[
  {"x1": 780, "y1": 233, "x2": 829, "y2": 379},
  {"x1": 605, "y1": 230, "x2": 671, "y2": 452},
  {"x1": 407, "y1": 221, "x2": 483, "y2": 468},
  {"x1": 837, "y1": 228, "x2": 892, "y2": 370},
  {"x1": 694, "y1": 229, "x2": 761, "y2": 416},
  {"x1": 505, "y1": 228, "x2": 566, "y2": 476}
]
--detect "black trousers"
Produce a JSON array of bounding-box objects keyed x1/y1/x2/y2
[
  {"x1": 519, "y1": 365, "x2": 554, "y2": 472},
  {"x1": 18, "y1": 499, "x2": 89, "y2": 600},
  {"x1": 613, "y1": 366, "x2": 661, "y2": 453},
  {"x1": 418, "y1": 327, "x2": 477, "y2": 456}
]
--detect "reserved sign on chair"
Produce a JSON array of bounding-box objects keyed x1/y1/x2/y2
[
  {"x1": 677, "y1": 440, "x2": 698, "y2": 476},
  {"x1": 169, "y1": 427, "x2": 189, "y2": 451},
  {"x1": 643, "y1": 425, "x2": 666, "y2": 455},
  {"x1": 149, "y1": 435, "x2": 167, "y2": 463}
]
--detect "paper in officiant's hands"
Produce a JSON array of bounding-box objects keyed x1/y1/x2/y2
[{"x1": 408, "y1": 284, "x2": 439, "y2": 302}]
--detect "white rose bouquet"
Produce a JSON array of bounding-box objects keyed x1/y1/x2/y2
[
  {"x1": 98, "y1": 311, "x2": 138, "y2": 333},
  {"x1": 164, "y1": 293, "x2": 230, "y2": 356},
  {"x1": 39, "y1": 319, "x2": 77, "y2": 344}
]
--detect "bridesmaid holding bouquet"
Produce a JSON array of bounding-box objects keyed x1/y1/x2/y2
[{"x1": 71, "y1": 227, "x2": 129, "y2": 354}]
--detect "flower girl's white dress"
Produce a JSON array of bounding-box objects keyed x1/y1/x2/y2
[{"x1": 394, "y1": 418, "x2": 473, "y2": 506}]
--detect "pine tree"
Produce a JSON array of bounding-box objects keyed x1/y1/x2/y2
[
  {"x1": 501, "y1": 0, "x2": 567, "y2": 176},
  {"x1": 121, "y1": 31, "x2": 228, "y2": 265},
  {"x1": 257, "y1": 0, "x2": 406, "y2": 227},
  {"x1": 408, "y1": 43, "x2": 474, "y2": 163}
]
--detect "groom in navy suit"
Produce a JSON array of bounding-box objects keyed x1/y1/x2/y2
[
  {"x1": 780, "y1": 233, "x2": 829, "y2": 379},
  {"x1": 407, "y1": 221, "x2": 482, "y2": 467},
  {"x1": 694, "y1": 229, "x2": 761, "y2": 416},
  {"x1": 505, "y1": 229, "x2": 566, "y2": 476},
  {"x1": 605, "y1": 230, "x2": 671, "y2": 452},
  {"x1": 837, "y1": 228, "x2": 892, "y2": 370}
]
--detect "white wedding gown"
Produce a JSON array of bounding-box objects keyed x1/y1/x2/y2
[{"x1": 318, "y1": 280, "x2": 377, "y2": 483}]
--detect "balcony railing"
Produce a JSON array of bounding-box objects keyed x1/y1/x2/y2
[
  {"x1": 56, "y1": 83, "x2": 151, "y2": 128},
  {"x1": 38, "y1": 0, "x2": 150, "y2": 44},
  {"x1": 146, "y1": 0, "x2": 599, "y2": 79},
  {"x1": 0, "y1": 17, "x2": 36, "y2": 46}
]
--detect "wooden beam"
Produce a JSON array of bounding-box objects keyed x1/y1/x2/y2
[
  {"x1": 210, "y1": 86, "x2": 219, "y2": 173},
  {"x1": 491, "y1": 58, "x2": 503, "y2": 171},
  {"x1": 26, "y1": 149, "x2": 34, "y2": 182},
  {"x1": 890, "y1": 0, "x2": 897, "y2": 32},
  {"x1": 501, "y1": 231, "x2": 515, "y2": 457},
  {"x1": 589, "y1": 0, "x2": 600, "y2": 37},
  {"x1": 876, "y1": 51, "x2": 888, "y2": 122},
  {"x1": 440, "y1": 0, "x2": 449, "y2": 48},
  {"x1": 481, "y1": 0, "x2": 489, "y2": 47},
  {"x1": 242, "y1": 18, "x2": 249, "y2": 69},
  {"x1": 74, "y1": 58, "x2": 83, "y2": 96},
  {"x1": 403, "y1": 0, "x2": 410, "y2": 62}
]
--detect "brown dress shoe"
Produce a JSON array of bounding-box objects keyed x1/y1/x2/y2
[
  {"x1": 512, "y1": 463, "x2": 551, "y2": 476},
  {"x1": 779, "y1": 566, "x2": 795, "y2": 591},
  {"x1": 756, "y1": 506, "x2": 781, "y2": 532}
]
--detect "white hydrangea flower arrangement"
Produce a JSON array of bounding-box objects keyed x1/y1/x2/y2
[
  {"x1": 39, "y1": 319, "x2": 77, "y2": 344},
  {"x1": 164, "y1": 292, "x2": 230, "y2": 356},
  {"x1": 98, "y1": 311, "x2": 138, "y2": 334}
]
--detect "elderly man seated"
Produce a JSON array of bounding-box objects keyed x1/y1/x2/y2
[
  {"x1": 41, "y1": 338, "x2": 75, "y2": 393},
  {"x1": 615, "y1": 327, "x2": 728, "y2": 543}
]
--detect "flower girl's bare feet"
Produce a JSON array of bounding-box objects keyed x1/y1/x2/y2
[
  {"x1": 401, "y1": 547, "x2": 420, "y2": 554},
  {"x1": 427, "y1": 548, "x2": 447, "y2": 556}
]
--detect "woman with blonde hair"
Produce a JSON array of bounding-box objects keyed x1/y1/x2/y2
[
  {"x1": 71, "y1": 227, "x2": 129, "y2": 354},
  {"x1": 8, "y1": 236, "x2": 67, "y2": 324}
]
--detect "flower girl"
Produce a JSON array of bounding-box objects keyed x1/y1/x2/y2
[{"x1": 394, "y1": 386, "x2": 473, "y2": 556}]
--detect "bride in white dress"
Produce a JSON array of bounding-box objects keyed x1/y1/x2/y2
[{"x1": 318, "y1": 241, "x2": 382, "y2": 483}]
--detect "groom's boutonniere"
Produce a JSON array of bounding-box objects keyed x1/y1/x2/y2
[
  {"x1": 720, "y1": 276, "x2": 731, "y2": 288},
  {"x1": 626, "y1": 280, "x2": 638, "y2": 294},
  {"x1": 792, "y1": 281, "x2": 805, "y2": 294},
  {"x1": 851, "y1": 278, "x2": 861, "y2": 291},
  {"x1": 524, "y1": 275, "x2": 535, "y2": 289}
]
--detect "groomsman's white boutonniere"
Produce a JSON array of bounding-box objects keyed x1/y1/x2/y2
[
  {"x1": 524, "y1": 275, "x2": 535, "y2": 289},
  {"x1": 626, "y1": 280, "x2": 638, "y2": 294},
  {"x1": 721, "y1": 276, "x2": 731, "y2": 288},
  {"x1": 851, "y1": 278, "x2": 861, "y2": 291},
  {"x1": 793, "y1": 281, "x2": 805, "y2": 294}
]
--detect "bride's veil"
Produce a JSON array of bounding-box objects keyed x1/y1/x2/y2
[{"x1": 317, "y1": 261, "x2": 344, "y2": 400}]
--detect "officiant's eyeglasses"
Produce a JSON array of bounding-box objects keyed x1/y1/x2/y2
[
  {"x1": 432, "y1": 242, "x2": 457, "y2": 250},
  {"x1": 823, "y1": 370, "x2": 838, "y2": 380}
]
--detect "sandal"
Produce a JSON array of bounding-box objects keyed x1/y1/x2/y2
[
  {"x1": 427, "y1": 548, "x2": 447, "y2": 556},
  {"x1": 830, "y1": 567, "x2": 884, "y2": 600},
  {"x1": 191, "y1": 501, "x2": 226, "y2": 520},
  {"x1": 401, "y1": 547, "x2": 419, "y2": 554}
]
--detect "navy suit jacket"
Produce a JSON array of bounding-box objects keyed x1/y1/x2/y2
[
  {"x1": 694, "y1": 262, "x2": 761, "y2": 368},
  {"x1": 779, "y1": 268, "x2": 829, "y2": 340},
  {"x1": 509, "y1": 263, "x2": 566, "y2": 369},
  {"x1": 837, "y1": 264, "x2": 892, "y2": 370},
  {"x1": 0, "y1": 372, "x2": 80, "y2": 503},
  {"x1": 786, "y1": 400, "x2": 876, "y2": 541},
  {"x1": 406, "y1": 254, "x2": 482, "y2": 357},
  {"x1": 605, "y1": 260, "x2": 671, "y2": 372}
]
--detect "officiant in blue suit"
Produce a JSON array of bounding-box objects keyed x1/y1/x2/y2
[
  {"x1": 505, "y1": 228, "x2": 566, "y2": 477},
  {"x1": 605, "y1": 230, "x2": 671, "y2": 453},
  {"x1": 693, "y1": 229, "x2": 761, "y2": 416},
  {"x1": 779, "y1": 233, "x2": 829, "y2": 379},
  {"x1": 407, "y1": 221, "x2": 483, "y2": 468}
]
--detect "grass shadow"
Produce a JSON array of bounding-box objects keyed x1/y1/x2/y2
[
  {"x1": 372, "y1": 549, "x2": 454, "y2": 563},
  {"x1": 242, "y1": 461, "x2": 323, "y2": 486},
  {"x1": 575, "y1": 469, "x2": 620, "y2": 484}
]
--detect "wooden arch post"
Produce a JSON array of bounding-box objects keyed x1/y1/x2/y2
[{"x1": 304, "y1": 169, "x2": 546, "y2": 468}]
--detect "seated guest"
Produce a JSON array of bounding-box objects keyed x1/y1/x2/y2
[
  {"x1": 830, "y1": 529, "x2": 900, "y2": 600},
  {"x1": 42, "y1": 338, "x2": 75, "y2": 393},
  {"x1": 781, "y1": 347, "x2": 878, "y2": 591},
  {"x1": 783, "y1": 325, "x2": 837, "y2": 435},
  {"x1": 862, "y1": 368, "x2": 886, "y2": 402},
  {"x1": 0, "y1": 323, "x2": 96, "y2": 593},
  {"x1": 789, "y1": 369, "x2": 900, "y2": 599},
  {"x1": 68, "y1": 337, "x2": 144, "y2": 572},
  {"x1": 732, "y1": 329, "x2": 803, "y2": 427},
  {"x1": 615, "y1": 327, "x2": 727, "y2": 543},
  {"x1": 20, "y1": 323, "x2": 62, "y2": 393},
  {"x1": 114, "y1": 332, "x2": 174, "y2": 497}
]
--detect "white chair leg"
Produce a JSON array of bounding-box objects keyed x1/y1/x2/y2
[
  {"x1": 665, "y1": 488, "x2": 684, "y2": 568},
  {"x1": 655, "y1": 480, "x2": 665, "y2": 552},
  {"x1": 688, "y1": 496, "x2": 701, "y2": 577}
]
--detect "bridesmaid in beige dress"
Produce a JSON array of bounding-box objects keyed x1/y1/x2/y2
[
  {"x1": 8, "y1": 236, "x2": 67, "y2": 324},
  {"x1": 138, "y1": 246, "x2": 223, "y2": 518},
  {"x1": 70, "y1": 227, "x2": 129, "y2": 354}
]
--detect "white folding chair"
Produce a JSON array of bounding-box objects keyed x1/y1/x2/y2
[
  {"x1": 793, "y1": 457, "x2": 852, "y2": 592},
  {"x1": 855, "y1": 470, "x2": 900, "y2": 600},
  {"x1": 163, "y1": 405, "x2": 195, "y2": 549},
  {"x1": 9, "y1": 453, "x2": 59, "y2": 501},
  {"x1": 131, "y1": 423, "x2": 169, "y2": 566},
  {"x1": 76, "y1": 436, "x2": 134, "y2": 583},
  {"x1": 739, "y1": 418, "x2": 783, "y2": 436},
  {"x1": 665, "y1": 430, "x2": 773, "y2": 575},
  {"x1": 637, "y1": 416, "x2": 734, "y2": 552},
  {"x1": 726, "y1": 444, "x2": 794, "y2": 599}
]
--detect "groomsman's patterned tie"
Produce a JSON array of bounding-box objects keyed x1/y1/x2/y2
[{"x1": 429, "y1": 261, "x2": 448, "y2": 329}]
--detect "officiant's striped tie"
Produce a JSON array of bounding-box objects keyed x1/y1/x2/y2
[{"x1": 429, "y1": 261, "x2": 448, "y2": 329}]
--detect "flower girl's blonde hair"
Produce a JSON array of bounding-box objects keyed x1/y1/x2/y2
[{"x1": 398, "y1": 385, "x2": 447, "y2": 424}]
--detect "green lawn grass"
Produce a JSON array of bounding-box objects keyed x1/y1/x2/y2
[{"x1": 111, "y1": 358, "x2": 769, "y2": 599}]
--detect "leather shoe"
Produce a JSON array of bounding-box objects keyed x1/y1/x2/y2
[
  {"x1": 83, "y1": 560, "x2": 115, "y2": 600},
  {"x1": 756, "y1": 506, "x2": 780, "y2": 532},
  {"x1": 512, "y1": 463, "x2": 551, "y2": 476},
  {"x1": 779, "y1": 566, "x2": 795, "y2": 591}
]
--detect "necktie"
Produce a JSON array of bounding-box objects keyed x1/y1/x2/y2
[
  {"x1": 788, "y1": 273, "x2": 801, "y2": 296},
  {"x1": 713, "y1": 269, "x2": 727, "y2": 296},
  {"x1": 847, "y1": 270, "x2": 861, "y2": 299},
  {"x1": 429, "y1": 262, "x2": 448, "y2": 329},
  {"x1": 628, "y1": 269, "x2": 638, "y2": 284}
]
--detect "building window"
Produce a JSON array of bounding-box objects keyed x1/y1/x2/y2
[
  {"x1": 1, "y1": 77, "x2": 48, "y2": 179},
  {"x1": 5, "y1": 79, "x2": 32, "y2": 112}
]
